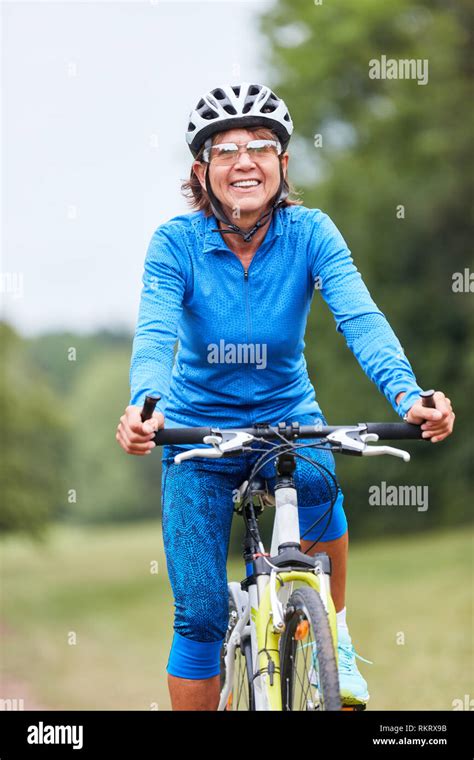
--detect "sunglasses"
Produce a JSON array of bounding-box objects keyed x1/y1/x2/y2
[{"x1": 202, "y1": 139, "x2": 282, "y2": 165}]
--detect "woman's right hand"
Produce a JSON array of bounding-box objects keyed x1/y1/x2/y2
[{"x1": 116, "y1": 405, "x2": 165, "y2": 456}]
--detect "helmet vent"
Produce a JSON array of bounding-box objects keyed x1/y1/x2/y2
[
  {"x1": 187, "y1": 121, "x2": 196, "y2": 132},
  {"x1": 201, "y1": 108, "x2": 218, "y2": 120},
  {"x1": 212, "y1": 89, "x2": 226, "y2": 100},
  {"x1": 261, "y1": 95, "x2": 277, "y2": 113},
  {"x1": 231, "y1": 85, "x2": 241, "y2": 97},
  {"x1": 249, "y1": 85, "x2": 261, "y2": 95},
  {"x1": 223, "y1": 104, "x2": 238, "y2": 115}
]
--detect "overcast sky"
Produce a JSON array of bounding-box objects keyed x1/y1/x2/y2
[{"x1": 2, "y1": 0, "x2": 277, "y2": 337}]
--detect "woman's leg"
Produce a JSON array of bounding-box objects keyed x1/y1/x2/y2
[
  {"x1": 160, "y1": 447, "x2": 246, "y2": 710},
  {"x1": 167, "y1": 674, "x2": 220, "y2": 711},
  {"x1": 300, "y1": 530, "x2": 349, "y2": 612}
]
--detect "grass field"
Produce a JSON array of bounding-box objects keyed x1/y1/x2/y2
[{"x1": 0, "y1": 521, "x2": 472, "y2": 710}]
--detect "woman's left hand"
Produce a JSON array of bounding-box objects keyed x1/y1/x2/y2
[{"x1": 405, "y1": 391, "x2": 455, "y2": 443}]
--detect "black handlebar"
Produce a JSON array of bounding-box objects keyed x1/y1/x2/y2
[
  {"x1": 363, "y1": 423, "x2": 422, "y2": 440},
  {"x1": 152, "y1": 421, "x2": 423, "y2": 446},
  {"x1": 140, "y1": 391, "x2": 440, "y2": 448}
]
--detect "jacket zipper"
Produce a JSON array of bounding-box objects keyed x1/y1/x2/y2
[{"x1": 243, "y1": 268, "x2": 251, "y2": 406}]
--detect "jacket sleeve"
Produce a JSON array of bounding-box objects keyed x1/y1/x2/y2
[
  {"x1": 129, "y1": 224, "x2": 186, "y2": 417},
  {"x1": 308, "y1": 210, "x2": 423, "y2": 418}
]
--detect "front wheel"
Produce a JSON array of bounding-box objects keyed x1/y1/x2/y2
[{"x1": 280, "y1": 586, "x2": 341, "y2": 711}]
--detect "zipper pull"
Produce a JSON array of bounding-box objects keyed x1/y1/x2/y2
[{"x1": 244, "y1": 270, "x2": 248, "y2": 280}]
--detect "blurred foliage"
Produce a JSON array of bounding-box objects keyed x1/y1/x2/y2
[
  {"x1": 68, "y1": 348, "x2": 162, "y2": 523},
  {"x1": 0, "y1": 323, "x2": 69, "y2": 538},
  {"x1": 26, "y1": 329, "x2": 132, "y2": 396},
  {"x1": 0, "y1": 323, "x2": 162, "y2": 536},
  {"x1": 254, "y1": 0, "x2": 473, "y2": 540}
]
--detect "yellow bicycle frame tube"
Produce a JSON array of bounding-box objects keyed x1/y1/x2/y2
[{"x1": 254, "y1": 571, "x2": 338, "y2": 711}]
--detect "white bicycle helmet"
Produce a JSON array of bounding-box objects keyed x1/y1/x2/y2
[{"x1": 186, "y1": 82, "x2": 293, "y2": 158}]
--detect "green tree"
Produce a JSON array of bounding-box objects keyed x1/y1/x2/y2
[
  {"x1": 0, "y1": 323, "x2": 69, "y2": 537},
  {"x1": 26, "y1": 329, "x2": 131, "y2": 396},
  {"x1": 67, "y1": 349, "x2": 162, "y2": 524},
  {"x1": 260, "y1": 0, "x2": 473, "y2": 537}
]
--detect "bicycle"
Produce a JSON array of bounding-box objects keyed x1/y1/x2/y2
[{"x1": 142, "y1": 392, "x2": 434, "y2": 711}]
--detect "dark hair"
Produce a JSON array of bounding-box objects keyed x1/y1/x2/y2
[{"x1": 181, "y1": 127, "x2": 303, "y2": 215}]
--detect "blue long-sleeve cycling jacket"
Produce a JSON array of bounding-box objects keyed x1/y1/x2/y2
[{"x1": 129, "y1": 205, "x2": 423, "y2": 431}]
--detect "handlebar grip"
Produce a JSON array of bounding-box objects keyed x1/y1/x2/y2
[
  {"x1": 153, "y1": 427, "x2": 214, "y2": 445},
  {"x1": 420, "y1": 389, "x2": 436, "y2": 409},
  {"x1": 365, "y1": 422, "x2": 423, "y2": 440},
  {"x1": 140, "y1": 395, "x2": 161, "y2": 423}
]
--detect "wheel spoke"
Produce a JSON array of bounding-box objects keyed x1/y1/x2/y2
[{"x1": 235, "y1": 652, "x2": 248, "y2": 710}]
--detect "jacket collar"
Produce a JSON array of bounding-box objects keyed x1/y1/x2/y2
[{"x1": 202, "y1": 207, "x2": 284, "y2": 254}]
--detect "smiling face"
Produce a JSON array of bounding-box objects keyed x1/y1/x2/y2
[{"x1": 193, "y1": 127, "x2": 289, "y2": 224}]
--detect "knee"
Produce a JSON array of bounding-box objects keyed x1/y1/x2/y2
[
  {"x1": 168, "y1": 594, "x2": 228, "y2": 679},
  {"x1": 174, "y1": 593, "x2": 228, "y2": 643}
]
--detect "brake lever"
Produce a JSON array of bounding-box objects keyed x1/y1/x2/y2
[
  {"x1": 326, "y1": 426, "x2": 410, "y2": 462},
  {"x1": 326, "y1": 425, "x2": 367, "y2": 454},
  {"x1": 174, "y1": 431, "x2": 255, "y2": 464},
  {"x1": 360, "y1": 433, "x2": 410, "y2": 462}
]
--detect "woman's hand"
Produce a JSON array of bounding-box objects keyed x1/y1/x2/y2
[
  {"x1": 116, "y1": 405, "x2": 165, "y2": 455},
  {"x1": 404, "y1": 391, "x2": 455, "y2": 443}
]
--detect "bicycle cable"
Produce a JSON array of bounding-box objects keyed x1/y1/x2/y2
[{"x1": 238, "y1": 437, "x2": 339, "y2": 548}]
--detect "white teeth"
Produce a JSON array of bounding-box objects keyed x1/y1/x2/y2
[{"x1": 231, "y1": 180, "x2": 260, "y2": 187}]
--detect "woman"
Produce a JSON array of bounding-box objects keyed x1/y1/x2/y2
[{"x1": 116, "y1": 83, "x2": 455, "y2": 710}]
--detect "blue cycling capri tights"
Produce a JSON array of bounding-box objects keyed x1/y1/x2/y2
[{"x1": 160, "y1": 415, "x2": 347, "y2": 680}]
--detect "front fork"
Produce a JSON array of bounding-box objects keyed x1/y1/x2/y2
[{"x1": 250, "y1": 569, "x2": 338, "y2": 711}]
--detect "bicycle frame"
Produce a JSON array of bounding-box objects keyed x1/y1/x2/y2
[{"x1": 218, "y1": 447, "x2": 338, "y2": 711}]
